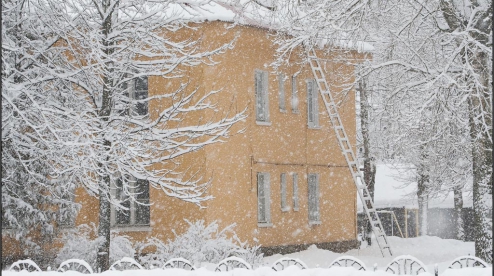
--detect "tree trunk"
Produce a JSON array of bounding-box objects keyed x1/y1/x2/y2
[
  {"x1": 96, "y1": 174, "x2": 111, "y2": 272},
  {"x1": 469, "y1": 51, "x2": 492, "y2": 262},
  {"x1": 358, "y1": 80, "x2": 377, "y2": 246},
  {"x1": 417, "y1": 146, "x2": 429, "y2": 236},
  {"x1": 96, "y1": 1, "x2": 116, "y2": 271},
  {"x1": 453, "y1": 187, "x2": 464, "y2": 241},
  {"x1": 417, "y1": 174, "x2": 428, "y2": 236}
]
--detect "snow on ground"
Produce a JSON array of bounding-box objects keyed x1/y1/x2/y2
[
  {"x1": 4, "y1": 236, "x2": 491, "y2": 275},
  {"x1": 264, "y1": 236, "x2": 477, "y2": 273},
  {"x1": 3, "y1": 267, "x2": 492, "y2": 276}
]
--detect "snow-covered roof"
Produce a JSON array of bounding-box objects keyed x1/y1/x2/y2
[
  {"x1": 357, "y1": 163, "x2": 473, "y2": 210},
  {"x1": 173, "y1": 1, "x2": 374, "y2": 53}
]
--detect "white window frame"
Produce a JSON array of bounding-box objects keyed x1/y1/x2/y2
[
  {"x1": 280, "y1": 173, "x2": 289, "y2": 212},
  {"x1": 279, "y1": 73, "x2": 286, "y2": 112},
  {"x1": 292, "y1": 173, "x2": 299, "y2": 211},
  {"x1": 111, "y1": 177, "x2": 151, "y2": 231},
  {"x1": 308, "y1": 173, "x2": 321, "y2": 225},
  {"x1": 307, "y1": 79, "x2": 319, "y2": 128},
  {"x1": 255, "y1": 70, "x2": 270, "y2": 124},
  {"x1": 257, "y1": 172, "x2": 272, "y2": 227}
]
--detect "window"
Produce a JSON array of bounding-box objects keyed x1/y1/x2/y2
[
  {"x1": 292, "y1": 173, "x2": 299, "y2": 211},
  {"x1": 278, "y1": 73, "x2": 286, "y2": 112},
  {"x1": 58, "y1": 191, "x2": 76, "y2": 227},
  {"x1": 1, "y1": 208, "x2": 12, "y2": 229},
  {"x1": 117, "y1": 76, "x2": 148, "y2": 117},
  {"x1": 291, "y1": 75, "x2": 298, "y2": 113},
  {"x1": 280, "y1": 173, "x2": 288, "y2": 211},
  {"x1": 134, "y1": 76, "x2": 148, "y2": 116},
  {"x1": 113, "y1": 177, "x2": 150, "y2": 227},
  {"x1": 308, "y1": 173, "x2": 320, "y2": 224},
  {"x1": 307, "y1": 80, "x2": 319, "y2": 128},
  {"x1": 255, "y1": 70, "x2": 269, "y2": 123},
  {"x1": 257, "y1": 172, "x2": 271, "y2": 225}
]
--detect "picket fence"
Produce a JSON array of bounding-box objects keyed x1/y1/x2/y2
[{"x1": 8, "y1": 255, "x2": 490, "y2": 275}]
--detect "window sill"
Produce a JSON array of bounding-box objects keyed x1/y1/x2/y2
[
  {"x1": 293, "y1": 208, "x2": 300, "y2": 212},
  {"x1": 309, "y1": 221, "x2": 322, "y2": 226},
  {"x1": 111, "y1": 225, "x2": 152, "y2": 232},
  {"x1": 292, "y1": 110, "x2": 300, "y2": 114},
  {"x1": 308, "y1": 125, "x2": 321, "y2": 130},
  {"x1": 281, "y1": 207, "x2": 290, "y2": 212},
  {"x1": 256, "y1": 121, "x2": 272, "y2": 126},
  {"x1": 257, "y1": 223, "x2": 273, "y2": 228},
  {"x1": 280, "y1": 109, "x2": 287, "y2": 113}
]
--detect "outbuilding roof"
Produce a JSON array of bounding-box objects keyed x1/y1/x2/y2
[{"x1": 357, "y1": 163, "x2": 474, "y2": 210}]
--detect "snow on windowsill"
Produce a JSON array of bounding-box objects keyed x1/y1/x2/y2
[
  {"x1": 111, "y1": 225, "x2": 152, "y2": 232},
  {"x1": 256, "y1": 121, "x2": 272, "y2": 126},
  {"x1": 308, "y1": 125, "x2": 321, "y2": 130}
]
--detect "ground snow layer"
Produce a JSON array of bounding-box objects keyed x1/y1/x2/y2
[{"x1": 4, "y1": 236, "x2": 492, "y2": 275}]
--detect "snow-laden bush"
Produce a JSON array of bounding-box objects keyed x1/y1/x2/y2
[
  {"x1": 137, "y1": 220, "x2": 263, "y2": 268},
  {"x1": 55, "y1": 224, "x2": 135, "y2": 269}
]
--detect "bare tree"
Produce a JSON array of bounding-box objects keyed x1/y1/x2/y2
[
  {"x1": 241, "y1": 0, "x2": 491, "y2": 260},
  {"x1": 2, "y1": 0, "x2": 80, "y2": 258},
  {"x1": 3, "y1": 0, "x2": 244, "y2": 271}
]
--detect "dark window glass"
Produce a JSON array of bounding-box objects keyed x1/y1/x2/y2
[
  {"x1": 134, "y1": 77, "x2": 148, "y2": 116},
  {"x1": 135, "y1": 179, "x2": 150, "y2": 225},
  {"x1": 115, "y1": 178, "x2": 131, "y2": 225},
  {"x1": 135, "y1": 77, "x2": 148, "y2": 91},
  {"x1": 2, "y1": 209, "x2": 11, "y2": 228}
]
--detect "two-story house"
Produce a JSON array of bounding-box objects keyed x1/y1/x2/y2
[{"x1": 2, "y1": 18, "x2": 369, "y2": 262}]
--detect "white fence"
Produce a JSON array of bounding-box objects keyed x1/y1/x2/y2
[{"x1": 8, "y1": 255, "x2": 490, "y2": 275}]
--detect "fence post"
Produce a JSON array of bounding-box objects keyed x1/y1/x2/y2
[{"x1": 434, "y1": 264, "x2": 438, "y2": 276}]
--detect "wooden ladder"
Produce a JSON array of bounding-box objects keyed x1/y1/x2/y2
[{"x1": 308, "y1": 49, "x2": 393, "y2": 257}]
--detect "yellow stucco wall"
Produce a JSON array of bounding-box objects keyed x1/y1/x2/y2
[
  {"x1": 197, "y1": 22, "x2": 362, "y2": 247},
  {"x1": 2, "y1": 21, "x2": 367, "y2": 258}
]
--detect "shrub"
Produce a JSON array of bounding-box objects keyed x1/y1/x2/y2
[
  {"x1": 55, "y1": 223, "x2": 135, "y2": 269},
  {"x1": 137, "y1": 220, "x2": 263, "y2": 268}
]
